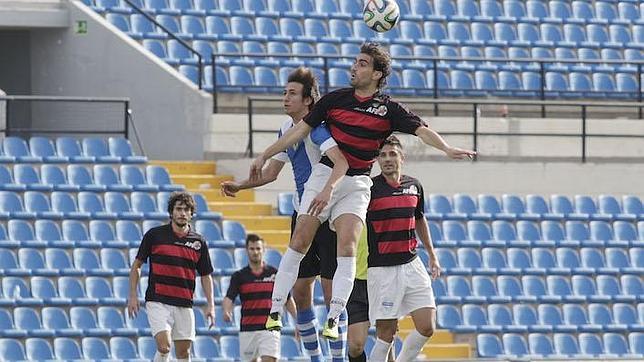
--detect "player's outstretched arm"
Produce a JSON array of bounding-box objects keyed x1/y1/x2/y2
[
  {"x1": 415, "y1": 216, "x2": 442, "y2": 280},
  {"x1": 307, "y1": 146, "x2": 349, "y2": 216},
  {"x1": 250, "y1": 121, "x2": 313, "y2": 182},
  {"x1": 221, "y1": 159, "x2": 285, "y2": 197},
  {"x1": 415, "y1": 126, "x2": 476, "y2": 160}
]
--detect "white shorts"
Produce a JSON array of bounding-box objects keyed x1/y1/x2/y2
[
  {"x1": 239, "y1": 330, "x2": 280, "y2": 361},
  {"x1": 367, "y1": 257, "x2": 436, "y2": 324},
  {"x1": 299, "y1": 163, "x2": 372, "y2": 230},
  {"x1": 146, "y1": 301, "x2": 196, "y2": 341}
]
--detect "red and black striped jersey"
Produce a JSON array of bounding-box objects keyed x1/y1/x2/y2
[
  {"x1": 225, "y1": 265, "x2": 277, "y2": 332},
  {"x1": 136, "y1": 224, "x2": 213, "y2": 308},
  {"x1": 303, "y1": 88, "x2": 427, "y2": 175},
  {"x1": 367, "y1": 174, "x2": 425, "y2": 267}
]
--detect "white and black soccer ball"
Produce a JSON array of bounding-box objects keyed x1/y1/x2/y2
[{"x1": 363, "y1": 0, "x2": 401, "y2": 33}]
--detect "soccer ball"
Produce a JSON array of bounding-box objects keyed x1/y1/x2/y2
[{"x1": 363, "y1": 0, "x2": 400, "y2": 33}]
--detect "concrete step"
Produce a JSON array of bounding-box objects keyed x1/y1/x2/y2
[
  {"x1": 230, "y1": 216, "x2": 291, "y2": 230},
  {"x1": 247, "y1": 230, "x2": 291, "y2": 248},
  {"x1": 150, "y1": 160, "x2": 216, "y2": 175},
  {"x1": 190, "y1": 189, "x2": 255, "y2": 202},
  {"x1": 208, "y1": 202, "x2": 272, "y2": 216},
  {"x1": 418, "y1": 343, "x2": 471, "y2": 359},
  {"x1": 172, "y1": 174, "x2": 233, "y2": 189}
]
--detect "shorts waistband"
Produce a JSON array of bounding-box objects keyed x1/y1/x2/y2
[{"x1": 320, "y1": 156, "x2": 371, "y2": 176}]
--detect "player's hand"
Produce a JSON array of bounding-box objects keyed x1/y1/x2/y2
[
  {"x1": 127, "y1": 296, "x2": 139, "y2": 318},
  {"x1": 308, "y1": 188, "x2": 331, "y2": 217},
  {"x1": 222, "y1": 308, "x2": 233, "y2": 323},
  {"x1": 445, "y1": 146, "x2": 476, "y2": 160},
  {"x1": 206, "y1": 305, "x2": 216, "y2": 329},
  {"x1": 249, "y1": 156, "x2": 266, "y2": 182},
  {"x1": 428, "y1": 252, "x2": 442, "y2": 280},
  {"x1": 220, "y1": 181, "x2": 241, "y2": 197}
]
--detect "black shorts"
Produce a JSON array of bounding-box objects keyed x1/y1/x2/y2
[
  {"x1": 347, "y1": 279, "x2": 369, "y2": 325},
  {"x1": 292, "y1": 211, "x2": 338, "y2": 280}
]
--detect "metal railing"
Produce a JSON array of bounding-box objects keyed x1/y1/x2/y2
[
  {"x1": 211, "y1": 53, "x2": 644, "y2": 115},
  {"x1": 121, "y1": 0, "x2": 203, "y2": 89},
  {"x1": 247, "y1": 96, "x2": 644, "y2": 163},
  {"x1": 0, "y1": 95, "x2": 145, "y2": 155}
]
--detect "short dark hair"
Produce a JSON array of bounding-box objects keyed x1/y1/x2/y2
[
  {"x1": 167, "y1": 191, "x2": 196, "y2": 216},
  {"x1": 360, "y1": 42, "x2": 391, "y2": 90},
  {"x1": 383, "y1": 135, "x2": 403, "y2": 150},
  {"x1": 246, "y1": 233, "x2": 264, "y2": 247},
  {"x1": 287, "y1": 67, "x2": 320, "y2": 111}
]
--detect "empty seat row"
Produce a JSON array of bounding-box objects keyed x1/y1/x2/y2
[
  {"x1": 432, "y1": 274, "x2": 644, "y2": 304},
  {"x1": 1, "y1": 164, "x2": 183, "y2": 192},
  {"x1": 0, "y1": 334, "x2": 307, "y2": 360},
  {"x1": 0, "y1": 218, "x2": 235, "y2": 248},
  {"x1": 431, "y1": 246, "x2": 644, "y2": 275},
  {"x1": 428, "y1": 220, "x2": 644, "y2": 248},
  {"x1": 477, "y1": 332, "x2": 644, "y2": 358},
  {"x1": 0, "y1": 136, "x2": 145, "y2": 164},
  {"x1": 91, "y1": 0, "x2": 644, "y2": 24},
  {"x1": 441, "y1": 303, "x2": 644, "y2": 334}
]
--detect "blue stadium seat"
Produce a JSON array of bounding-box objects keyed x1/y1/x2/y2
[
  {"x1": 56, "y1": 137, "x2": 95, "y2": 163},
  {"x1": 97, "y1": 306, "x2": 136, "y2": 336},
  {"x1": 281, "y1": 335, "x2": 303, "y2": 358},
  {"x1": 210, "y1": 249, "x2": 236, "y2": 275},
  {"x1": 220, "y1": 335, "x2": 240, "y2": 359},
  {"x1": 0, "y1": 339, "x2": 26, "y2": 361},
  {"x1": 100, "y1": 249, "x2": 129, "y2": 276},
  {"x1": 598, "y1": 195, "x2": 634, "y2": 221},
  {"x1": 25, "y1": 192, "x2": 62, "y2": 220},
  {"x1": 74, "y1": 248, "x2": 111, "y2": 276},
  {"x1": 45, "y1": 248, "x2": 82, "y2": 277},
  {"x1": 614, "y1": 221, "x2": 640, "y2": 244},
  {"x1": 104, "y1": 193, "x2": 141, "y2": 223},
  {"x1": 491, "y1": 220, "x2": 518, "y2": 245},
  {"x1": 78, "y1": 192, "x2": 116, "y2": 220},
  {"x1": 447, "y1": 275, "x2": 484, "y2": 304},
  {"x1": 54, "y1": 338, "x2": 83, "y2": 360},
  {"x1": 15, "y1": 306, "x2": 55, "y2": 337},
  {"x1": 578, "y1": 333, "x2": 603, "y2": 357},
  {"x1": 539, "y1": 304, "x2": 578, "y2": 333},
  {"x1": 125, "y1": 306, "x2": 151, "y2": 335},
  {"x1": 107, "y1": 137, "x2": 146, "y2": 163},
  {"x1": 0, "y1": 165, "x2": 25, "y2": 192},
  {"x1": 41, "y1": 165, "x2": 78, "y2": 192},
  {"x1": 194, "y1": 336, "x2": 225, "y2": 360},
  {"x1": 67, "y1": 165, "x2": 105, "y2": 192},
  {"x1": 25, "y1": 337, "x2": 55, "y2": 360},
  {"x1": 119, "y1": 165, "x2": 158, "y2": 192},
  {"x1": 19, "y1": 248, "x2": 56, "y2": 276},
  {"x1": 477, "y1": 333, "x2": 504, "y2": 358},
  {"x1": 222, "y1": 220, "x2": 247, "y2": 247},
  {"x1": 488, "y1": 304, "x2": 524, "y2": 333},
  {"x1": 3, "y1": 137, "x2": 41, "y2": 163},
  {"x1": 110, "y1": 337, "x2": 140, "y2": 360},
  {"x1": 528, "y1": 333, "x2": 557, "y2": 357},
  {"x1": 82, "y1": 337, "x2": 111, "y2": 360},
  {"x1": 145, "y1": 165, "x2": 183, "y2": 191},
  {"x1": 32, "y1": 278, "x2": 68, "y2": 307},
  {"x1": 571, "y1": 275, "x2": 605, "y2": 303},
  {"x1": 94, "y1": 165, "x2": 132, "y2": 192},
  {"x1": 13, "y1": 164, "x2": 51, "y2": 192},
  {"x1": 130, "y1": 192, "x2": 167, "y2": 220},
  {"x1": 462, "y1": 304, "x2": 500, "y2": 333},
  {"x1": 29, "y1": 137, "x2": 68, "y2": 163},
  {"x1": 233, "y1": 248, "x2": 248, "y2": 268},
  {"x1": 503, "y1": 333, "x2": 529, "y2": 357},
  {"x1": 42, "y1": 307, "x2": 80, "y2": 337},
  {"x1": 62, "y1": 220, "x2": 95, "y2": 247},
  {"x1": 9, "y1": 220, "x2": 38, "y2": 246},
  {"x1": 82, "y1": 137, "x2": 121, "y2": 163},
  {"x1": 497, "y1": 275, "x2": 532, "y2": 303}
]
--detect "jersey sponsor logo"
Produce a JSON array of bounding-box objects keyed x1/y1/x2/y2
[
  {"x1": 261, "y1": 274, "x2": 276, "y2": 282},
  {"x1": 176, "y1": 239, "x2": 202, "y2": 250},
  {"x1": 354, "y1": 104, "x2": 388, "y2": 117}
]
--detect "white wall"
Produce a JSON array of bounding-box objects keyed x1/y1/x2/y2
[{"x1": 28, "y1": 1, "x2": 211, "y2": 160}]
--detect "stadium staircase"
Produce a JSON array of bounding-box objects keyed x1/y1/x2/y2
[{"x1": 157, "y1": 160, "x2": 292, "y2": 251}]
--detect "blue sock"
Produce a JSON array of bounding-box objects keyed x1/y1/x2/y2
[
  {"x1": 329, "y1": 309, "x2": 347, "y2": 362},
  {"x1": 297, "y1": 308, "x2": 323, "y2": 361}
]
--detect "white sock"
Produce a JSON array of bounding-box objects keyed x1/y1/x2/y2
[
  {"x1": 270, "y1": 248, "x2": 306, "y2": 314},
  {"x1": 153, "y1": 351, "x2": 170, "y2": 362},
  {"x1": 395, "y1": 329, "x2": 429, "y2": 362},
  {"x1": 328, "y1": 256, "x2": 356, "y2": 320},
  {"x1": 369, "y1": 338, "x2": 392, "y2": 362}
]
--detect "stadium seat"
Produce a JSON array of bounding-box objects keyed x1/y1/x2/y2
[
  {"x1": 146, "y1": 165, "x2": 184, "y2": 191},
  {"x1": 19, "y1": 248, "x2": 56, "y2": 276},
  {"x1": 3, "y1": 137, "x2": 41, "y2": 163},
  {"x1": 56, "y1": 137, "x2": 95, "y2": 163},
  {"x1": 41, "y1": 165, "x2": 78, "y2": 192},
  {"x1": 29, "y1": 137, "x2": 68, "y2": 163},
  {"x1": 82, "y1": 137, "x2": 121, "y2": 163},
  {"x1": 222, "y1": 220, "x2": 247, "y2": 247},
  {"x1": 0, "y1": 339, "x2": 26, "y2": 361},
  {"x1": 104, "y1": 193, "x2": 141, "y2": 222},
  {"x1": 94, "y1": 165, "x2": 133, "y2": 192},
  {"x1": 25, "y1": 192, "x2": 62, "y2": 221},
  {"x1": 42, "y1": 307, "x2": 80, "y2": 337},
  {"x1": 82, "y1": 337, "x2": 112, "y2": 360},
  {"x1": 15, "y1": 306, "x2": 55, "y2": 337},
  {"x1": 130, "y1": 192, "x2": 166, "y2": 220},
  {"x1": 25, "y1": 337, "x2": 55, "y2": 360},
  {"x1": 477, "y1": 334, "x2": 504, "y2": 358},
  {"x1": 210, "y1": 249, "x2": 236, "y2": 275}
]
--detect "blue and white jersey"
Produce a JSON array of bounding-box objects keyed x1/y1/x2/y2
[{"x1": 272, "y1": 119, "x2": 337, "y2": 212}]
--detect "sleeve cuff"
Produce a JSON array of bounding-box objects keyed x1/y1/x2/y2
[{"x1": 319, "y1": 138, "x2": 338, "y2": 154}]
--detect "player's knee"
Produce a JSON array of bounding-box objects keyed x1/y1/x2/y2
[
  {"x1": 156, "y1": 344, "x2": 171, "y2": 355},
  {"x1": 292, "y1": 287, "x2": 312, "y2": 310},
  {"x1": 348, "y1": 339, "x2": 366, "y2": 357},
  {"x1": 417, "y1": 324, "x2": 434, "y2": 338}
]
